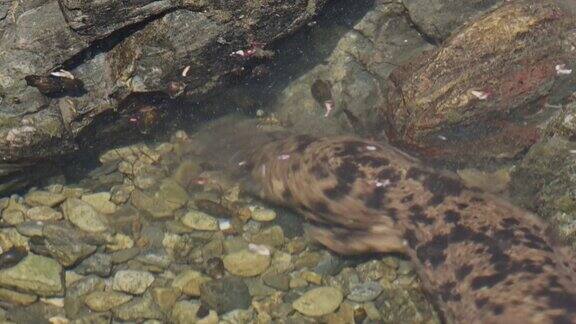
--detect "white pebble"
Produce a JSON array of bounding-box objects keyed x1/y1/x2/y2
[
  {"x1": 219, "y1": 219, "x2": 231, "y2": 230},
  {"x1": 365, "y1": 145, "x2": 377, "y2": 151},
  {"x1": 248, "y1": 243, "x2": 271, "y2": 256},
  {"x1": 556, "y1": 64, "x2": 572, "y2": 75}
]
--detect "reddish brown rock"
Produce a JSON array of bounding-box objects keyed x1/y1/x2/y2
[{"x1": 383, "y1": 0, "x2": 576, "y2": 162}]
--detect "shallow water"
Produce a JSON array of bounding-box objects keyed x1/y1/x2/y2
[{"x1": 1, "y1": 0, "x2": 576, "y2": 323}]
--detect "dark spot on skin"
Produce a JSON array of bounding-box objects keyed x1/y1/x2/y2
[
  {"x1": 492, "y1": 304, "x2": 504, "y2": 315},
  {"x1": 471, "y1": 272, "x2": 508, "y2": 290},
  {"x1": 364, "y1": 187, "x2": 387, "y2": 209},
  {"x1": 456, "y1": 264, "x2": 473, "y2": 280},
  {"x1": 310, "y1": 201, "x2": 330, "y2": 214},
  {"x1": 457, "y1": 203, "x2": 469, "y2": 210},
  {"x1": 523, "y1": 232, "x2": 548, "y2": 247},
  {"x1": 416, "y1": 235, "x2": 448, "y2": 267},
  {"x1": 356, "y1": 155, "x2": 389, "y2": 168},
  {"x1": 475, "y1": 297, "x2": 489, "y2": 308},
  {"x1": 428, "y1": 194, "x2": 446, "y2": 206},
  {"x1": 401, "y1": 194, "x2": 414, "y2": 203},
  {"x1": 324, "y1": 182, "x2": 352, "y2": 200},
  {"x1": 502, "y1": 217, "x2": 520, "y2": 227},
  {"x1": 294, "y1": 135, "x2": 315, "y2": 152},
  {"x1": 470, "y1": 196, "x2": 485, "y2": 203},
  {"x1": 291, "y1": 163, "x2": 301, "y2": 172},
  {"x1": 334, "y1": 141, "x2": 364, "y2": 157},
  {"x1": 410, "y1": 204, "x2": 434, "y2": 225},
  {"x1": 406, "y1": 167, "x2": 426, "y2": 180},
  {"x1": 404, "y1": 229, "x2": 418, "y2": 248},
  {"x1": 439, "y1": 281, "x2": 458, "y2": 302},
  {"x1": 387, "y1": 208, "x2": 398, "y2": 222},
  {"x1": 537, "y1": 289, "x2": 576, "y2": 310},
  {"x1": 282, "y1": 189, "x2": 292, "y2": 200},
  {"x1": 444, "y1": 210, "x2": 460, "y2": 223},
  {"x1": 377, "y1": 168, "x2": 401, "y2": 183},
  {"x1": 550, "y1": 315, "x2": 574, "y2": 324},
  {"x1": 493, "y1": 229, "x2": 515, "y2": 242},
  {"x1": 334, "y1": 161, "x2": 360, "y2": 185},
  {"x1": 422, "y1": 174, "x2": 464, "y2": 196},
  {"x1": 310, "y1": 164, "x2": 329, "y2": 179}
]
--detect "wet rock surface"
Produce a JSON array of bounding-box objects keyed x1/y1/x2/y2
[{"x1": 0, "y1": 0, "x2": 327, "y2": 191}]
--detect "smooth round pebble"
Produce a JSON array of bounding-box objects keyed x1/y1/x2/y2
[
  {"x1": 181, "y1": 210, "x2": 219, "y2": 231},
  {"x1": 251, "y1": 208, "x2": 276, "y2": 222},
  {"x1": 293, "y1": 287, "x2": 343, "y2": 316},
  {"x1": 85, "y1": 291, "x2": 133, "y2": 311},
  {"x1": 112, "y1": 270, "x2": 155, "y2": 295},
  {"x1": 223, "y1": 249, "x2": 271, "y2": 277},
  {"x1": 347, "y1": 281, "x2": 383, "y2": 302}
]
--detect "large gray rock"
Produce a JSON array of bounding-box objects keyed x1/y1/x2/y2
[
  {"x1": 0, "y1": 253, "x2": 64, "y2": 297},
  {"x1": 272, "y1": 2, "x2": 430, "y2": 137},
  {"x1": 0, "y1": 0, "x2": 327, "y2": 192},
  {"x1": 402, "y1": 0, "x2": 502, "y2": 42},
  {"x1": 58, "y1": 0, "x2": 181, "y2": 38}
]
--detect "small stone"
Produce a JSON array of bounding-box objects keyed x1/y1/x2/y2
[
  {"x1": 300, "y1": 271, "x2": 323, "y2": 285},
  {"x1": 181, "y1": 210, "x2": 219, "y2": 231},
  {"x1": 286, "y1": 239, "x2": 306, "y2": 254},
  {"x1": 172, "y1": 270, "x2": 211, "y2": 296},
  {"x1": 205, "y1": 257, "x2": 225, "y2": 279},
  {"x1": 106, "y1": 233, "x2": 134, "y2": 252},
  {"x1": 75, "y1": 253, "x2": 112, "y2": 277},
  {"x1": 41, "y1": 297, "x2": 64, "y2": 307},
  {"x1": 293, "y1": 287, "x2": 344, "y2": 317},
  {"x1": 223, "y1": 249, "x2": 271, "y2": 277},
  {"x1": 363, "y1": 302, "x2": 381, "y2": 320},
  {"x1": 64, "y1": 275, "x2": 105, "y2": 318},
  {"x1": 110, "y1": 184, "x2": 134, "y2": 204},
  {"x1": 151, "y1": 287, "x2": 180, "y2": 312},
  {"x1": 0, "y1": 246, "x2": 27, "y2": 269},
  {"x1": 171, "y1": 300, "x2": 219, "y2": 324},
  {"x1": 289, "y1": 277, "x2": 308, "y2": 289},
  {"x1": 295, "y1": 251, "x2": 322, "y2": 269},
  {"x1": 136, "y1": 248, "x2": 172, "y2": 271},
  {"x1": 262, "y1": 272, "x2": 290, "y2": 291},
  {"x1": 268, "y1": 251, "x2": 294, "y2": 274},
  {"x1": 61, "y1": 198, "x2": 108, "y2": 233},
  {"x1": 223, "y1": 236, "x2": 249, "y2": 253},
  {"x1": 16, "y1": 221, "x2": 45, "y2": 237},
  {"x1": 250, "y1": 225, "x2": 284, "y2": 247},
  {"x1": 200, "y1": 277, "x2": 251, "y2": 314},
  {"x1": 113, "y1": 292, "x2": 163, "y2": 321},
  {"x1": 26, "y1": 206, "x2": 63, "y2": 221},
  {"x1": 37, "y1": 224, "x2": 99, "y2": 267},
  {"x1": 251, "y1": 207, "x2": 276, "y2": 222},
  {"x1": 245, "y1": 277, "x2": 277, "y2": 297},
  {"x1": 0, "y1": 287, "x2": 37, "y2": 305},
  {"x1": 131, "y1": 190, "x2": 174, "y2": 219},
  {"x1": 134, "y1": 175, "x2": 157, "y2": 190},
  {"x1": 61, "y1": 187, "x2": 84, "y2": 199},
  {"x1": 112, "y1": 270, "x2": 155, "y2": 295},
  {"x1": 81, "y1": 192, "x2": 117, "y2": 214},
  {"x1": 24, "y1": 191, "x2": 66, "y2": 207},
  {"x1": 347, "y1": 282, "x2": 383, "y2": 302},
  {"x1": 0, "y1": 254, "x2": 63, "y2": 296},
  {"x1": 49, "y1": 316, "x2": 69, "y2": 324},
  {"x1": 156, "y1": 179, "x2": 189, "y2": 210},
  {"x1": 84, "y1": 291, "x2": 133, "y2": 312},
  {"x1": 2, "y1": 209, "x2": 25, "y2": 225},
  {"x1": 172, "y1": 161, "x2": 201, "y2": 187}
]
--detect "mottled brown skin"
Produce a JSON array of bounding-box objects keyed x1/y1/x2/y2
[{"x1": 192, "y1": 117, "x2": 576, "y2": 323}]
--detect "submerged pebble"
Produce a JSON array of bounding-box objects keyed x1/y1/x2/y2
[
  {"x1": 292, "y1": 287, "x2": 344, "y2": 316},
  {"x1": 0, "y1": 246, "x2": 28, "y2": 269}
]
